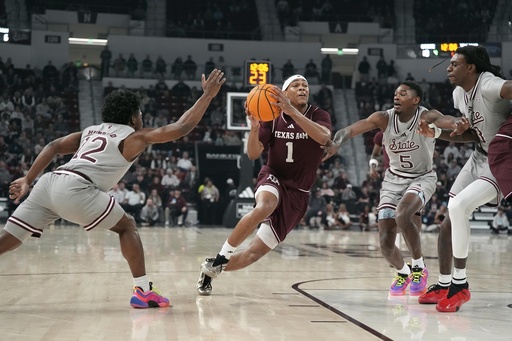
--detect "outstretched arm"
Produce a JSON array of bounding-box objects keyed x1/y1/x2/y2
[
  {"x1": 123, "y1": 69, "x2": 226, "y2": 161},
  {"x1": 322, "y1": 111, "x2": 387, "y2": 161},
  {"x1": 417, "y1": 117, "x2": 477, "y2": 142},
  {"x1": 9, "y1": 132, "x2": 82, "y2": 200}
]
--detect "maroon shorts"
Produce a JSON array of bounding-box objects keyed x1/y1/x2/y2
[
  {"x1": 489, "y1": 131, "x2": 512, "y2": 200},
  {"x1": 256, "y1": 166, "x2": 309, "y2": 242}
]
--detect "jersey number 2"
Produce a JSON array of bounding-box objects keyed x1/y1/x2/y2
[{"x1": 73, "y1": 136, "x2": 108, "y2": 163}]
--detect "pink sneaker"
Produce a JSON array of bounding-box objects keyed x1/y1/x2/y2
[
  {"x1": 130, "y1": 282, "x2": 171, "y2": 308},
  {"x1": 390, "y1": 273, "x2": 412, "y2": 296},
  {"x1": 409, "y1": 266, "x2": 428, "y2": 296}
]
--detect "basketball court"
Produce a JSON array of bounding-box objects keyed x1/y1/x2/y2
[{"x1": 1, "y1": 224, "x2": 511, "y2": 340}]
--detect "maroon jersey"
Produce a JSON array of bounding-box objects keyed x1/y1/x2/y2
[
  {"x1": 258, "y1": 105, "x2": 332, "y2": 191},
  {"x1": 489, "y1": 115, "x2": 512, "y2": 200}
]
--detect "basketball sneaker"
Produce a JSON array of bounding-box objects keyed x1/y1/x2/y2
[
  {"x1": 390, "y1": 272, "x2": 412, "y2": 296},
  {"x1": 409, "y1": 266, "x2": 428, "y2": 296},
  {"x1": 130, "y1": 282, "x2": 171, "y2": 309},
  {"x1": 197, "y1": 258, "x2": 215, "y2": 296},
  {"x1": 436, "y1": 282, "x2": 470, "y2": 312},
  {"x1": 201, "y1": 254, "x2": 229, "y2": 278},
  {"x1": 418, "y1": 284, "x2": 449, "y2": 304}
]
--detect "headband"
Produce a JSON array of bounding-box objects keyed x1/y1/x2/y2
[{"x1": 282, "y1": 75, "x2": 307, "y2": 91}]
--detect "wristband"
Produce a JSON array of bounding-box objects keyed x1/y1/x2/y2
[
  {"x1": 369, "y1": 159, "x2": 379, "y2": 168},
  {"x1": 428, "y1": 123, "x2": 442, "y2": 138}
]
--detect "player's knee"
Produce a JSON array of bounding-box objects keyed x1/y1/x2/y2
[{"x1": 447, "y1": 197, "x2": 468, "y2": 217}]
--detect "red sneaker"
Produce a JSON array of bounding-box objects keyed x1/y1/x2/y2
[
  {"x1": 436, "y1": 282, "x2": 470, "y2": 312},
  {"x1": 418, "y1": 284, "x2": 449, "y2": 304}
]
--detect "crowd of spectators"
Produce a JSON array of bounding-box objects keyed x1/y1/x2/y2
[
  {"x1": 0, "y1": 57, "x2": 79, "y2": 203},
  {"x1": 413, "y1": 0, "x2": 498, "y2": 43},
  {"x1": 166, "y1": 0, "x2": 260, "y2": 40},
  {"x1": 276, "y1": 0, "x2": 395, "y2": 30}
]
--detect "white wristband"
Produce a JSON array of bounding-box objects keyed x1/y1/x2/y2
[
  {"x1": 369, "y1": 159, "x2": 379, "y2": 168},
  {"x1": 428, "y1": 123, "x2": 442, "y2": 138}
]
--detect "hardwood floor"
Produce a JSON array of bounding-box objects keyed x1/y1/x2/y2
[{"x1": 1, "y1": 224, "x2": 511, "y2": 341}]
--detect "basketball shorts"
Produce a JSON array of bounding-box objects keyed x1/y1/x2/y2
[
  {"x1": 4, "y1": 172, "x2": 125, "y2": 241},
  {"x1": 378, "y1": 169, "x2": 437, "y2": 212},
  {"x1": 450, "y1": 150, "x2": 500, "y2": 206},
  {"x1": 254, "y1": 167, "x2": 309, "y2": 248}
]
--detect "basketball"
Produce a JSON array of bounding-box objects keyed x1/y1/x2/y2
[{"x1": 246, "y1": 84, "x2": 280, "y2": 122}]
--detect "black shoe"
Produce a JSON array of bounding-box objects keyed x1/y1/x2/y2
[{"x1": 491, "y1": 227, "x2": 499, "y2": 234}]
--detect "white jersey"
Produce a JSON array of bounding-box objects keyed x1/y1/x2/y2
[
  {"x1": 384, "y1": 106, "x2": 435, "y2": 178},
  {"x1": 58, "y1": 123, "x2": 135, "y2": 191},
  {"x1": 453, "y1": 71, "x2": 511, "y2": 154}
]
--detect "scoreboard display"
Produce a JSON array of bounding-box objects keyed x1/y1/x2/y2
[{"x1": 244, "y1": 60, "x2": 271, "y2": 87}]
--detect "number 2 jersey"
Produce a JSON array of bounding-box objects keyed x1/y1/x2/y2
[
  {"x1": 57, "y1": 123, "x2": 136, "y2": 191},
  {"x1": 383, "y1": 106, "x2": 435, "y2": 178},
  {"x1": 258, "y1": 104, "x2": 332, "y2": 191}
]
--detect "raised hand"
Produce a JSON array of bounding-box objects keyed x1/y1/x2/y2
[{"x1": 201, "y1": 69, "x2": 226, "y2": 98}]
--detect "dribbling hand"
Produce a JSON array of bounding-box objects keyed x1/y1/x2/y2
[{"x1": 9, "y1": 177, "x2": 30, "y2": 201}]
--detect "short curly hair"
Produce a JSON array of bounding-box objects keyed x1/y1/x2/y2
[{"x1": 102, "y1": 89, "x2": 141, "y2": 124}]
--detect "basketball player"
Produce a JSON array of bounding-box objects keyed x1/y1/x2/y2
[
  {"x1": 196, "y1": 75, "x2": 332, "y2": 295},
  {"x1": 3, "y1": 69, "x2": 226, "y2": 308},
  {"x1": 323, "y1": 81, "x2": 457, "y2": 298},
  {"x1": 416, "y1": 46, "x2": 512, "y2": 312},
  {"x1": 370, "y1": 130, "x2": 422, "y2": 250}
]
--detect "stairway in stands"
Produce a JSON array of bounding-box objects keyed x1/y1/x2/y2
[{"x1": 332, "y1": 88, "x2": 367, "y2": 186}]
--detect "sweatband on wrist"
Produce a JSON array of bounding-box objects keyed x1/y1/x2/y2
[
  {"x1": 369, "y1": 159, "x2": 379, "y2": 168},
  {"x1": 428, "y1": 123, "x2": 442, "y2": 138}
]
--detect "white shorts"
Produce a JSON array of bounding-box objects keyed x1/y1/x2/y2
[
  {"x1": 450, "y1": 151, "x2": 500, "y2": 206},
  {"x1": 4, "y1": 172, "x2": 125, "y2": 241},
  {"x1": 378, "y1": 169, "x2": 437, "y2": 212}
]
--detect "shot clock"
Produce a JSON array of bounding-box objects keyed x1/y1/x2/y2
[{"x1": 244, "y1": 60, "x2": 271, "y2": 87}]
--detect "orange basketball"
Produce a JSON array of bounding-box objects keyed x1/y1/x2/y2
[{"x1": 246, "y1": 84, "x2": 280, "y2": 122}]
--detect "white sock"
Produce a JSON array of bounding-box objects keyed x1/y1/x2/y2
[
  {"x1": 397, "y1": 263, "x2": 411, "y2": 275},
  {"x1": 133, "y1": 275, "x2": 150, "y2": 292},
  {"x1": 438, "y1": 274, "x2": 452, "y2": 287},
  {"x1": 219, "y1": 240, "x2": 237, "y2": 260},
  {"x1": 411, "y1": 257, "x2": 425, "y2": 269},
  {"x1": 452, "y1": 267, "x2": 467, "y2": 285}
]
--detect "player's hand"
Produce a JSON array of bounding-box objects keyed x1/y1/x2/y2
[
  {"x1": 369, "y1": 167, "x2": 380, "y2": 179},
  {"x1": 450, "y1": 117, "x2": 470, "y2": 137},
  {"x1": 244, "y1": 101, "x2": 260, "y2": 129},
  {"x1": 416, "y1": 119, "x2": 435, "y2": 138},
  {"x1": 9, "y1": 177, "x2": 30, "y2": 201},
  {"x1": 201, "y1": 69, "x2": 226, "y2": 98},
  {"x1": 267, "y1": 86, "x2": 296, "y2": 115},
  {"x1": 321, "y1": 139, "x2": 340, "y2": 162}
]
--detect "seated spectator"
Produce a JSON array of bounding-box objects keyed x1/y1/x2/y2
[
  {"x1": 140, "y1": 198, "x2": 160, "y2": 226},
  {"x1": 336, "y1": 203, "x2": 353, "y2": 230},
  {"x1": 122, "y1": 183, "x2": 146, "y2": 223},
  {"x1": 108, "y1": 181, "x2": 128, "y2": 204},
  {"x1": 304, "y1": 188, "x2": 327, "y2": 229},
  {"x1": 324, "y1": 203, "x2": 339, "y2": 230},
  {"x1": 177, "y1": 151, "x2": 193, "y2": 172},
  {"x1": 319, "y1": 181, "x2": 335, "y2": 203},
  {"x1": 491, "y1": 207, "x2": 510, "y2": 235},
  {"x1": 164, "y1": 188, "x2": 188, "y2": 227}
]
